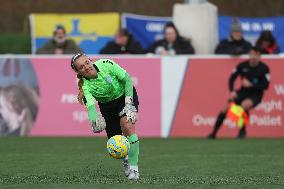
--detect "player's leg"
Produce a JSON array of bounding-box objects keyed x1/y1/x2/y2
[
  {"x1": 208, "y1": 108, "x2": 227, "y2": 138},
  {"x1": 104, "y1": 114, "x2": 122, "y2": 138},
  {"x1": 99, "y1": 100, "x2": 132, "y2": 178},
  {"x1": 237, "y1": 96, "x2": 261, "y2": 138},
  {"x1": 208, "y1": 90, "x2": 244, "y2": 139},
  {"x1": 99, "y1": 102, "x2": 133, "y2": 179},
  {"x1": 98, "y1": 102, "x2": 122, "y2": 138},
  {"x1": 236, "y1": 99, "x2": 253, "y2": 138},
  {"x1": 119, "y1": 88, "x2": 140, "y2": 180},
  {"x1": 208, "y1": 98, "x2": 236, "y2": 139},
  {"x1": 237, "y1": 111, "x2": 249, "y2": 139},
  {"x1": 120, "y1": 117, "x2": 139, "y2": 180}
]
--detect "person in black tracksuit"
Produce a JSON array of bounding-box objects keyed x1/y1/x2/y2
[
  {"x1": 208, "y1": 46, "x2": 270, "y2": 139},
  {"x1": 100, "y1": 28, "x2": 144, "y2": 54},
  {"x1": 147, "y1": 22, "x2": 195, "y2": 55},
  {"x1": 215, "y1": 18, "x2": 252, "y2": 55}
]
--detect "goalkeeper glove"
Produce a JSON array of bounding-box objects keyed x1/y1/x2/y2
[
  {"x1": 91, "y1": 115, "x2": 106, "y2": 133},
  {"x1": 119, "y1": 96, "x2": 137, "y2": 124}
]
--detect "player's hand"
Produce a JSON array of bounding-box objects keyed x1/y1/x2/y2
[
  {"x1": 242, "y1": 78, "x2": 253, "y2": 88},
  {"x1": 230, "y1": 91, "x2": 238, "y2": 99},
  {"x1": 91, "y1": 115, "x2": 106, "y2": 133},
  {"x1": 119, "y1": 96, "x2": 138, "y2": 124}
]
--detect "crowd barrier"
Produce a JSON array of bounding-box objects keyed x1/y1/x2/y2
[{"x1": 0, "y1": 55, "x2": 283, "y2": 138}]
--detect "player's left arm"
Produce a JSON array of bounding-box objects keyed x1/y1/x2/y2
[
  {"x1": 253, "y1": 66, "x2": 270, "y2": 90},
  {"x1": 105, "y1": 59, "x2": 137, "y2": 123}
]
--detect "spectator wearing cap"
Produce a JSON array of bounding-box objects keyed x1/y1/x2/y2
[
  {"x1": 147, "y1": 22, "x2": 195, "y2": 55},
  {"x1": 215, "y1": 18, "x2": 252, "y2": 55},
  {"x1": 100, "y1": 28, "x2": 144, "y2": 54},
  {"x1": 255, "y1": 30, "x2": 280, "y2": 54},
  {"x1": 36, "y1": 25, "x2": 82, "y2": 54}
]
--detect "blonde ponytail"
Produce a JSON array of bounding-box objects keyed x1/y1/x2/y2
[{"x1": 77, "y1": 75, "x2": 84, "y2": 105}]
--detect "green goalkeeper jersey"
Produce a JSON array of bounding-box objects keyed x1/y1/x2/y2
[{"x1": 82, "y1": 59, "x2": 133, "y2": 123}]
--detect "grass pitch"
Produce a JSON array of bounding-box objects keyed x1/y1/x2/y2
[{"x1": 0, "y1": 137, "x2": 284, "y2": 188}]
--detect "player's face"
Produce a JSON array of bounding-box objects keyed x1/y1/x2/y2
[
  {"x1": 74, "y1": 56, "x2": 97, "y2": 78},
  {"x1": 249, "y1": 50, "x2": 261, "y2": 66},
  {"x1": 165, "y1": 27, "x2": 177, "y2": 43}
]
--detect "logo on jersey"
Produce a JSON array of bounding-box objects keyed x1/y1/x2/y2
[{"x1": 106, "y1": 76, "x2": 112, "y2": 84}]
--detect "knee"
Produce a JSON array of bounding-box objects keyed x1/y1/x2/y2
[
  {"x1": 120, "y1": 117, "x2": 135, "y2": 136},
  {"x1": 241, "y1": 100, "x2": 253, "y2": 111}
]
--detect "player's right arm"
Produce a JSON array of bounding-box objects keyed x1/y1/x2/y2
[
  {"x1": 82, "y1": 84, "x2": 98, "y2": 123},
  {"x1": 82, "y1": 84, "x2": 105, "y2": 133}
]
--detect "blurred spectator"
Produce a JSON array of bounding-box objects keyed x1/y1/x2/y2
[
  {"x1": 100, "y1": 28, "x2": 144, "y2": 54},
  {"x1": 36, "y1": 25, "x2": 82, "y2": 54},
  {"x1": 147, "y1": 22, "x2": 195, "y2": 55},
  {"x1": 215, "y1": 18, "x2": 252, "y2": 55},
  {"x1": 255, "y1": 30, "x2": 280, "y2": 54}
]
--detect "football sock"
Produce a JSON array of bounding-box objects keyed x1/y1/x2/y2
[
  {"x1": 212, "y1": 112, "x2": 226, "y2": 136},
  {"x1": 127, "y1": 134, "x2": 139, "y2": 166},
  {"x1": 237, "y1": 110, "x2": 248, "y2": 137},
  {"x1": 237, "y1": 125, "x2": 247, "y2": 138}
]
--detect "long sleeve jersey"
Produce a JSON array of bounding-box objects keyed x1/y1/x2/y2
[
  {"x1": 229, "y1": 60, "x2": 270, "y2": 95},
  {"x1": 82, "y1": 59, "x2": 133, "y2": 123}
]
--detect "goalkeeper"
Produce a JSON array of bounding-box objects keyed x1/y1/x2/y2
[
  {"x1": 208, "y1": 46, "x2": 270, "y2": 139},
  {"x1": 71, "y1": 53, "x2": 140, "y2": 180}
]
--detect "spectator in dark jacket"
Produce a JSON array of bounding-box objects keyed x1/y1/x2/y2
[
  {"x1": 36, "y1": 25, "x2": 82, "y2": 54},
  {"x1": 100, "y1": 28, "x2": 144, "y2": 54},
  {"x1": 147, "y1": 22, "x2": 195, "y2": 55},
  {"x1": 215, "y1": 18, "x2": 252, "y2": 55},
  {"x1": 255, "y1": 30, "x2": 280, "y2": 54}
]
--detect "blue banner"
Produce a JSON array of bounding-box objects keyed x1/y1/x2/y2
[
  {"x1": 121, "y1": 13, "x2": 172, "y2": 49},
  {"x1": 218, "y1": 15, "x2": 284, "y2": 52}
]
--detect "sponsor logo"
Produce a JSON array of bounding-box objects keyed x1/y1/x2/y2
[{"x1": 106, "y1": 76, "x2": 113, "y2": 84}]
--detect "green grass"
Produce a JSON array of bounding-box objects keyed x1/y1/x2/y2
[{"x1": 0, "y1": 138, "x2": 284, "y2": 188}]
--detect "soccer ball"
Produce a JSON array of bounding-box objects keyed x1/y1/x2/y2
[{"x1": 107, "y1": 135, "x2": 130, "y2": 159}]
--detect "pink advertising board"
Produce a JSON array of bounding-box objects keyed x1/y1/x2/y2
[
  {"x1": 171, "y1": 58, "x2": 284, "y2": 137},
  {"x1": 2, "y1": 56, "x2": 284, "y2": 138},
  {"x1": 28, "y1": 57, "x2": 161, "y2": 137}
]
